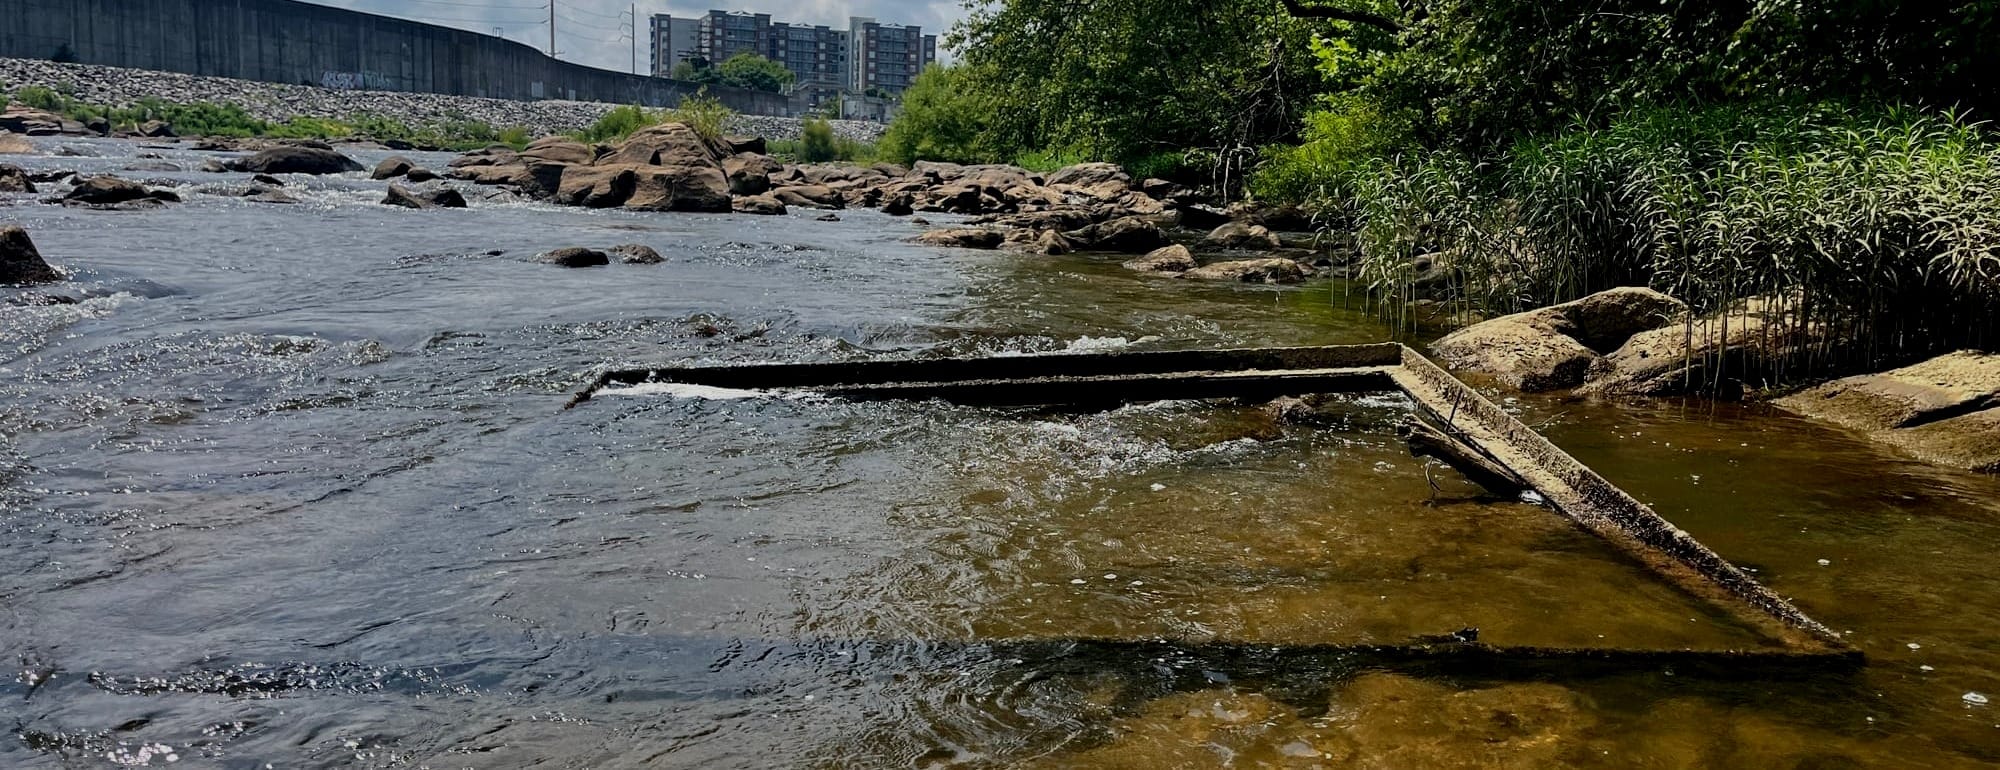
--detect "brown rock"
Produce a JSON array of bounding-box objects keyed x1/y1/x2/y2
[
  {"x1": 382, "y1": 184, "x2": 467, "y2": 209},
  {"x1": 722, "y1": 135, "x2": 767, "y2": 155},
  {"x1": 0, "y1": 163, "x2": 34, "y2": 192},
  {"x1": 722, "y1": 153, "x2": 782, "y2": 195},
  {"x1": 405, "y1": 167, "x2": 439, "y2": 183},
  {"x1": 64, "y1": 175, "x2": 179, "y2": 206},
  {"x1": 732, "y1": 194, "x2": 788, "y2": 215},
  {"x1": 914, "y1": 228, "x2": 1004, "y2": 249},
  {"x1": 1435, "y1": 287, "x2": 1688, "y2": 392},
  {"x1": 1579, "y1": 295, "x2": 1808, "y2": 397},
  {"x1": 0, "y1": 132, "x2": 32, "y2": 155},
  {"x1": 881, "y1": 194, "x2": 914, "y2": 216},
  {"x1": 0, "y1": 225, "x2": 61, "y2": 285},
  {"x1": 371, "y1": 155, "x2": 415, "y2": 180},
  {"x1": 1064, "y1": 216, "x2": 1166, "y2": 253},
  {"x1": 1123, "y1": 244, "x2": 1197, "y2": 273},
  {"x1": 1181, "y1": 258, "x2": 1308, "y2": 284},
  {"x1": 557, "y1": 165, "x2": 639, "y2": 208},
  {"x1": 1007, "y1": 229, "x2": 1077, "y2": 255},
  {"x1": 772, "y1": 184, "x2": 844, "y2": 210},
  {"x1": 624, "y1": 165, "x2": 731, "y2": 213},
  {"x1": 1046, "y1": 161, "x2": 1131, "y2": 200},
  {"x1": 138, "y1": 120, "x2": 176, "y2": 138},
  {"x1": 1204, "y1": 221, "x2": 1282, "y2": 251},
  {"x1": 1776, "y1": 351, "x2": 2000, "y2": 472},
  {"x1": 519, "y1": 137, "x2": 595, "y2": 165},
  {"x1": 539, "y1": 247, "x2": 610, "y2": 268},
  {"x1": 608, "y1": 244, "x2": 664, "y2": 264},
  {"x1": 600, "y1": 123, "x2": 719, "y2": 168}
]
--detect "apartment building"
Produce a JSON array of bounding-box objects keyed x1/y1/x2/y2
[
  {"x1": 650, "y1": 10, "x2": 939, "y2": 99},
  {"x1": 847, "y1": 17, "x2": 936, "y2": 94},
  {"x1": 647, "y1": 14, "x2": 699, "y2": 77}
]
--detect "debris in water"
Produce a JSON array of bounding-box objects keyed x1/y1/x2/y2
[
  {"x1": 1103, "y1": 573, "x2": 1117, "y2": 580},
  {"x1": 1069, "y1": 579, "x2": 1086, "y2": 585},
  {"x1": 1921, "y1": 665, "x2": 1935, "y2": 672},
  {"x1": 1817, "y1": 558, "x2": 1832, "y2": 566},
  {"x1": 1908, "y1": 643, "x2": 1922, "y2": 650},
  {"x1": 1148, "y1": 483, "x2": 1166, "y2": 492},
  {"x1": 1519, "y1": 490, "x2": 1546, "y2": 504},
  {"x1": 1965, "y1": 692, "x2": 1989, "y2": 706}
]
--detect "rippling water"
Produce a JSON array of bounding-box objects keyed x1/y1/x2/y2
[{"x1": 4, "y1": 137, "x2": 1999, "y2": 768}]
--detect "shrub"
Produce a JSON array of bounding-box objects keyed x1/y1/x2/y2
[
  {"x1": 577, "y1": 104, "x2": 659, "y2": 143},
  {"x1": 880, "y1": 65, "x2": 995, "y2": 165},
  {"x1": 14, "y1": 85, "x2": 65, "y2": 111},
  {"x1": 799, "y1": 118, "x2": 837, "y2": 163},
  {"x1": 664, "y1": 90, "x2": 735, "y2": 142}
]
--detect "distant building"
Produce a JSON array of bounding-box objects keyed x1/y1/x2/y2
[
  {"x1": 650, "y1": 9, "x2": 941, "y2": 115},
  {"x1": 847, "y1": 17, "x2": 935, "y2": 94},
  {"x1": 647, "y1": 14, "x2": 700, "y2": 77}
]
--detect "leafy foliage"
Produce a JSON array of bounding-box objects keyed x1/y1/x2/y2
[
  {"x1": 799, "y1": 118, "x2": 837, "y2": 163},
  {"x1": 664, "y1": 91, "x2": 735, "y2": 142},
  {"x1": 674, "y1": 53, "x2": 795, "y2": 94},
  {"x1": 576, "y1": 104, "x2": 660, "y2": 143},
  {"x1": 879, "y1": 65, "x2": 997, "y2": 165}
]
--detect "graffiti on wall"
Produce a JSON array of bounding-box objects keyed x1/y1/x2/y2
[{"x1": 320, "y1": 70, "x2": 397, "y2": 90}]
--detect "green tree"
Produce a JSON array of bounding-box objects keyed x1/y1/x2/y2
[
  {"x1": 716, "y1": 52, "x2": 795, "y2": 94},
  {"x1": 799, "y1": 118, "x2": 838, "y2": 162},
  {"x1": 879, "y1": 65, "x2": 997, "y2": 165},
  {"x1": 670, "y1": 56, "x2": 721, "y2": 86}
]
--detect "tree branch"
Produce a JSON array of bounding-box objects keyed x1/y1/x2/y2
[{"x1": 1278, "y1": 0, "x2": 1405, "y2": 33}]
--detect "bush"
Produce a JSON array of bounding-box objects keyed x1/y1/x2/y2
[
  {"x1": 577, "y1": 104, "x2": 659, "y2": 143},
  {"x1": 1249, "y1": 95, "x2": 1416, "y2": 207},
  {"x1": 14, "y1": 85, "x2": 66, "y2": 111},
  {"x1": 880, "y1": 65, "x2": 996, "y2": 165},
  {"x1": 664, "y1": 90, "x2": 735, "y2": 142},
  {"x1": 799, "y1": 119, "x2": 837, "y2": 162}
]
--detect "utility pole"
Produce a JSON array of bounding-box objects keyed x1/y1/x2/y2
[
  {"x1": 548, "y1": 1, "x2": 557, "y2": 58},
  {"x1": 630, "y1": 4, "x2": 639, "y2": 74}
]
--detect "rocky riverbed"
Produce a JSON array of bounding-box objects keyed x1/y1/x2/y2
[{"x1": 0, "y1": 57, "x2": 886, "y2": 142}]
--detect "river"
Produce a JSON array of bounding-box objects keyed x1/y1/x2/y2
[{"x1": 3, "y1": 137, "x2": 1999, "y2": 768}]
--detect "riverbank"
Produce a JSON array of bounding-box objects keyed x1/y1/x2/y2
[{"x1": 0, "y1": 57, "x2": 887, "y2": 144}]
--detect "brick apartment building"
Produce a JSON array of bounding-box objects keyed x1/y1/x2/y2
[{"x1": 649, "y1": 9, "x2": 936, "y2": 103}]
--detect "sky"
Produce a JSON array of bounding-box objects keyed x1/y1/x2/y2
[{"x1": 303, "y1": 0, "x2": 969, "y2": 75}]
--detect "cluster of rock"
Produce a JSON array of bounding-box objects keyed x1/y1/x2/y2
[
  {"x1": 445, "y1": 124, "x2": 1332, "y2": 282},
  {"x1": 1776, "y1": 352, "x2": 2000, "y2": 473},
  {"x1": 0, "y1": 58, "x2": 887, "y2": 143}
]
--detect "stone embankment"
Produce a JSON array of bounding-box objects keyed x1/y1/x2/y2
[{"x1": 0, "y1": 58, "x2": 885, "y2": 142}]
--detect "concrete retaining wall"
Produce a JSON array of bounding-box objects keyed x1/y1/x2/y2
[{"x1": 0, "y1": 0, "x2": 789, "y2": 115}]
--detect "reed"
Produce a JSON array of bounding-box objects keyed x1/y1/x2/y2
[{"x1": 1345, "y1": 104, "x2": 2000, "y2": 378}]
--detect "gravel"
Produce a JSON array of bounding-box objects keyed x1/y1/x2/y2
[{"x1": 0, "y1": 58, "x2": 888, "y2": 143}]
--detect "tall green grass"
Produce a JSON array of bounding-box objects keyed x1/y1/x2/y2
[{"x1": 1343, "y1": 104, "x2": 2000, "y2": 375}]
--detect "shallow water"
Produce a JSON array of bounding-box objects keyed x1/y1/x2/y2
[{"x1": 3, "y1": 137, "x2": 1999, "y2": 768}]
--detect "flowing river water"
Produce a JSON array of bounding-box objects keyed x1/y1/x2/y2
[{"x1": 3, "y1": 138, "x2": 1999, "y2": 768}]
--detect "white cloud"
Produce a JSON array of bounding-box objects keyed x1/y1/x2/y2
[{"x1": 302, "y1": 0, "x2": 965, "y2": 74}]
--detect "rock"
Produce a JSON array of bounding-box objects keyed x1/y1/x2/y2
[
  {"x1": 1578, "y1": 296, "x2": 1823, "y2": 397},
  {"x1": 122, "y1": 161, "x2": 182, "y2": 172},
  {"x1": 1178, "y1": 204, "x2": 1233, "y2": 232},
  {"x1": 600, "y1": 123, "x2": 719, "y2": 167},
  {"x1": 382, "y1": 184, "x2": 467, "y2": 209},
  {"x1": 242, "y1": 188, "x2": 299, "y2": 204},
  {"x1": 1045, "y1": 162, "x2": 1131, "y2": 200},
  {"x1": 909, "y1": 217, "x2": 931, "y2": 226},
  {"x1": 623, "y1": 165, "x2": 731, "y2": 213},
  {"x1": 539, "y1": 247, "x2": 610, "y2": 268},
  {"x1": 63, "y1": 175, "x2": 179, "y2": 206},
  {"x1": 1181, "y1": 258, "x2": 1308, "y2": 284},
  {"x1": 815, "y1": 213, "x2": 841, "y2": 222},
  {"x1": 722, "y1": 153, "x2": 782, "y2": 195},
  {"x1": 0, "y1": 164, "x2": 35, "y2": 193},
  {"x1": 1229, "y1": 202, "x2": 1315, "y2": 232},
  {"x1": 722, "y1": 135, "x2": 767, "y2": 155},
  {"x1": 518, "y1": 137, "x2": 594, "y2": 165},
  {"x1": 0, "y1": 132, "x2": 32, "y2": 154},
  {"x1": 251, "y1": 173, "x2": 284, "y2": 186},
  {"x1": 914, "y1": 228, "x2": 1004, "y2": 250},
  {"x1": 0, "y1": 225, "x2": 61, "y2": 285},
  {"x1": 405, "y1": 167, "x2": 440, "y2": 183},
  {"x1": 1204, "y1": 221, "x2": 1282, "y2": 251},
  {"x1": 1063, "y1": 216, "x2": 1166, "y2": 253},
  {"x1": 1434, "y1": 287, "x2": 1688, "y2": 392},
  {"x1": 371, "y1": 155, "x2": 416, "y2": 179},
  {"x1": 881, "y1": 194, "x2": 914, "y2": 216},
  {"x1": 608, "y1": 244, "x2": 664, "y2": 264},
  {"x1": 772, "y1": 184, "x2": 844, "y2": 210},
  {"x1": 1007, "y1": 229, "x2": 1077, "y2": 255},
  {"x1": 229, "y1": 147, "x2": 364, "y2": 175},
  {"x1": 556, "y1": 165, "x2": 638, "y2": 208},
  {"x1": 84, "y1": 116, "x2": 110, "y2": 136},
  {"x1": 732, "y1": 194, "x2": 788, "y2": 215},
  {"x1": 138, "y1": 120, "x2": 176, "y2": 138},
  {"x1": 1775, "y1": 351, "x2": 2000, "y2": 472},
  {"x1": 1123, "y1": 244, "x2": 1197, "y2": 273},
  {"x1": 199, "y1": 158, "x2": 229, "y2": 173}
]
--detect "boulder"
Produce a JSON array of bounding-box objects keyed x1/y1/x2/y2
[
  {"x1": 722, "y1": 153, "x2": 782, "y2": 195},
  {"x1": 1046, "y1": 162, "x2": 1131, "y2": 200},
  {"x1": 1578, "y1": 295, "x2": 1812, "y2": 397},
  {"x1": 1204, "y1": 221, "x2": 1282, "y2": 251},
  {"x1": 1123, "y1": 244, "x2": 1197, "y2": 273},
  {"x1": 138, "y1": 120, "x2": 176, "y2": 138},
  {"x1": 0, "y1": 107, "x2": 64, "y2": 135},
  {"x1": 1063, "y1": 216, "x2": 1166, "y2": 253},
  {"x1": 84, "y1": 116, "x2": 111, "y2": 136},
  {"x1": 732, "y1": 194, "x2": 788, "y2": 215},
  {"x1": 241, "y1": 188, "x2": 299, "y2": 205},
  {"x1": 1775, "y1": 351, "x2": 2000, "y2": 473},
  {"x1": 371, "y1": 155, "x2": 416, "y2": 180},
  {"x1": 382, "y1": 184, "x2": 467, "y2": 209},
  {"x1": 449, "y1": 146, "x2": 519, "y2": 169},
  {"x1": 557, "y1": 165, "x2": 638, "y2": 208},
  {"x1": 1229, "y1": 202, "x2": 1315, "y2": 232},
  {"x1": 251, "y1": 173, "x2": 285, "y2": 186},
  {"x1": 0, "y1": 225, "x2": 61, "y2": 285},
  {"x1": 405, "y1": 167, "x2": 440, "y2": 183},
  {"x1": 0, "y1": 164, "x2": 35, "y2": 193},
  {"x1": 63, "y1": 175, "x2": 179, "y2": 206},
  {"x1": 624, "y1": 165, "x2": 731, "y2": 213},
  {"x1": 772, "y1": 184, "x2": 844, "y2": 210},
  {"x1": 914, "y1": 228, "x2": 1004, "y2": 250},
  {"x1": 815, "y1": 213, "x2": 841, "y2": 222},
  {"x1": 608, "y1": 244, "x2": 664, "y2": 264},
  {"x1": 229, "y1": 147, "x2": 364, "y2": 175},
  {"x1": 600, "y1": 123, "x2": 719, "y2": 168},
  {"x1": 518, "y1": 137, "x2": 595, "y2": 165},
  {"x1": 1007, "y1": 229, "x2": 1077, "y2": 255},
  {"x1": 539, "y1": 247, "x2": 610, "y2": 268},
  {"x1": 0, "y1": 132, "x2": 31, "y2": 154},
  {"x1": 881, "y1": 194, "x2": 914, "y2": 216},
  {"x1": 1181, "y1": 258, "x2": 1308, "y2": 284},
  {"x1": 722, "y1": 135, "x2": 767, "y2": 155},
  {"x1": 1434, "y1": 287, "x2": 1688, "y2": 392},
  {"x1": 199, "y1": 158, "x2": 229, "y2": 173}
]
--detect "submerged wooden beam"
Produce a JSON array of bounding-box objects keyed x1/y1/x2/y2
[{"x1": 1401, "y1": 415, "x2": 1528, "y2": 496}]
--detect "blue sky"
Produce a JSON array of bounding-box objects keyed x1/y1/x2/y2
[{"x1": 303, "y1": 0, "x2": 967, "y2": 74}]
